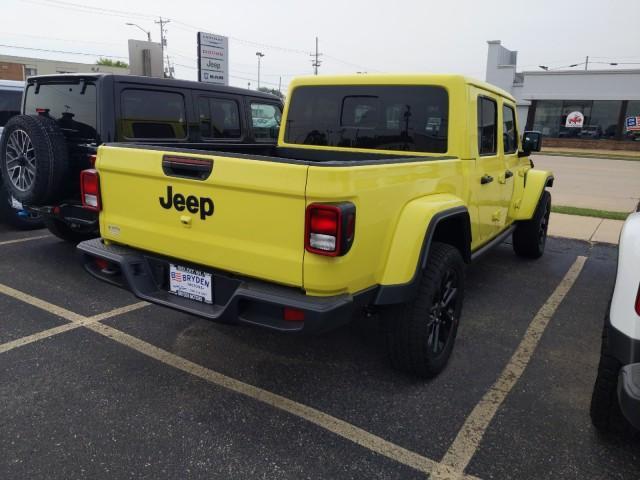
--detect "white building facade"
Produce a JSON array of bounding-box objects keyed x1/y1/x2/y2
[{"x1": 486, "y1": 41, "x2": 640, "y2": 150}]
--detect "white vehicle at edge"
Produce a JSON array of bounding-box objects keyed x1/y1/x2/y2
[{"x1": 591, "y1": 210, "x2": 640, "y2": 434}]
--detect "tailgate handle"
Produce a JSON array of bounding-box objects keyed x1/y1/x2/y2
[{"x1": 162, "y1": 155, "x2": 213, "y2": 180}]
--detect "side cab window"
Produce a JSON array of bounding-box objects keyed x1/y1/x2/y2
[
  {"x1": 250, "y1": 102, "x2": 282, "y2": 142},
  {"x1": 477, "y1": 96, "x2": 497, "y2": 155},
  {"x1": 198, "y1": 96, "x2": 242, "y2": 139}
]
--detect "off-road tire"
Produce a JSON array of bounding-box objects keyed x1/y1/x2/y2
[
  {"x1": 513, "y1": 190, "x2": 551, "y2": 259},
  {"x1": 0, "y1": 182, "x2": 43, "y2": 230},
  {"x1": 385, "y1": 242, "x2": 465, "y2": 378},
  {"x1": 44, "y1": 217, "x2": 96, "y2": 244},
  {"x1": 0, "y1": 114, "x2": 69, "y2": 205},
  {"x1": 590, "y1": 323, "x2": 637, "y2": 436}
]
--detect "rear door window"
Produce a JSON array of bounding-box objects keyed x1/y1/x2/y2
[
  {"x1": 120, "y1": 89, "x2": 187, "y2": 140},
  {"x1": 477, "y1": 97, "x2": 497, "y2": 155},
  {"x1": 198, "y1": 97, "x2": 241, "y2": 139},
  {"x1": 0, "y1": 89, "x2": 22, "y2": 127},
  {"x1": 251, "y1": 102, "x2": 281, "y2": 142},
  {"x1": 24, "y1": 81, "x2": 97, "y2": 142}
]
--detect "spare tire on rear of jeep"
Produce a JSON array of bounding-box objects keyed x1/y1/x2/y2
[{"x1": 0, "y1": 114, "x2": 69, "y2": 205}]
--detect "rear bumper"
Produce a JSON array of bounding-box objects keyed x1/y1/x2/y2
[
  {"x1": 618, "y1": 363, "x2": 640, "y2": 430},
  {"x1": 77, "y1": 238, "x2": 373, "y2": 334}
]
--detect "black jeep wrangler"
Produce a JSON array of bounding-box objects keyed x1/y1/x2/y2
[{"x1": 0, "y1": 73, "x2": 283, "y2": 242}]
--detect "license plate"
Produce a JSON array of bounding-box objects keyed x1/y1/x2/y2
[{"x1": 168, "y1": 264, "x2": 213, "y2": 304}]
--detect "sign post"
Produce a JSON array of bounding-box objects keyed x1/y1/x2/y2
[{"x1": 197, "y1": 32, "x2": 229, "y2": 85}]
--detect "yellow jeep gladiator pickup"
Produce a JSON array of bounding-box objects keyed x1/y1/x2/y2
[{"x1": 78, "y1": 74, "x2": 553, "y2": 377}]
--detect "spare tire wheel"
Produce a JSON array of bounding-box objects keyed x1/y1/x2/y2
[{"x1": 0, "y1": 114, "x2": 69, "y2": 205}]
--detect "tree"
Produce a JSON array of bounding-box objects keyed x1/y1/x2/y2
[
  {"x1": 258, "y1": 87, "x2": 284, "y2": 100},
  {"x1": 96, "y1": 58, "x2": 129, "y2": 68}
]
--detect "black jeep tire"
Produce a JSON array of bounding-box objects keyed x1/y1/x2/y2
[
  {"x1": 513, "y1": 190, "x2": 551, "y2": 259},
  {"x1": 590, "y1": 323, "x2": 637, "y2": 436},
  {"x1": 0, "y1": 114, "x2": 69, "y2": 205},
  {"x1": 44, "y1": 217, "x2": 96, "y2": 244},
  {"x1": 385, "y1": 242, "x2": 465, "y2": 378},
  {"x1": 0, "y1": 182, "x2": 44, "y2": 230}
]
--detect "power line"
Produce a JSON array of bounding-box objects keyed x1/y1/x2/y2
[{"x1": 0, "y1": 43, "x2": 127, "y2": 59}]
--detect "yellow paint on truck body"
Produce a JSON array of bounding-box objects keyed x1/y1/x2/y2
[
  {"x1": 97, "y1": 146, "x2": 308, "y2": 287},
  {"x1": 97, "y1": 73, "x2": 551, "y2": 297}
]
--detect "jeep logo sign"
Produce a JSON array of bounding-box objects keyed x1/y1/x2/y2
[{"x1": 159, "y1": 186, "x2": 214, "y2": 220}]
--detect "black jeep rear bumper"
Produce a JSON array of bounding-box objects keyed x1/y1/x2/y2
[{"x1": 77, "y1": 238, "x2": 374, "y2": 334}]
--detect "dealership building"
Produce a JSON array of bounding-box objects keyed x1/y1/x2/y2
[{"x1": 486, "y1": 40, "x2": 640, "y2": 150}]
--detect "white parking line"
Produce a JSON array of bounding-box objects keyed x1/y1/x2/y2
[
  {"x1": 0, "y1": 283, "x2": 148, "y2": 355},
  {"x1": 431, "y1": 255, "x2": 587, "y2": 479},
  {"x1": 0, "y1": 234, "x2": 51, "y2": 246},
  {"x1": 0, "y1": 282, "x2": 480, "y2": 479}
]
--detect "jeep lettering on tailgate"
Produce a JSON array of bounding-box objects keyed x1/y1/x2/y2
[{"x1": 159, "y1": 186, "x2": 215, "y2": 220}]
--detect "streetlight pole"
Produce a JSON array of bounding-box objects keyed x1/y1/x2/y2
[
  {"x1": 125, "y1": 22, "x2": 151, "y2": 42},
  {"x1": 256, "y1": 51, "x2": 265, "y2": 89}
]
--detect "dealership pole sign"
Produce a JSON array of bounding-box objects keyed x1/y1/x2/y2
[
  {"x1": 565, "y1": 111, "x2": 584, "y2": 128},
  {"x1": 197, "y1": 32, "x2": 229, "y2": 85}
]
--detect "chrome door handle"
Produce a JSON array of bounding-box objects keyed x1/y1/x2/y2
[{"x1": 480, "y1": 175, "x2": 494, "y2": 185}]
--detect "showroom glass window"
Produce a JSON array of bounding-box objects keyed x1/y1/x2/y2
[
  {"x1": 284, "y1": 85, "x2": 449, "y2": 153},
  {"x1": 625, "y1": 100, "x2": 640, "y2": 142},
  {"x1": 121, "y1": 89, "x2": 187, "y2": 140},
  {"x1": 477, "y1": 96, "x2": 497, "y2": 155}
]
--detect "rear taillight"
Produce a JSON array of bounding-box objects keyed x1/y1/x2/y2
[
  {"x1": 305, "y1": 202, "x2": 356, "y2": 256},
  {"x1": 283, "y1": 307, "x2": 305, "y2": 322},
  {"x1": 635, "y1": 284, "x2": 640, "y2": 316},
  {"x1": 81, "y1": 169, "x2": 101, "y2": 211}
]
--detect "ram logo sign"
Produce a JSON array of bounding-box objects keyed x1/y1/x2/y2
[{"x1": 565, "y1": 111, "x2": 585, "y2": 128}]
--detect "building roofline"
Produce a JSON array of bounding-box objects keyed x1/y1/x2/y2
[{"x1": 523, "y1": 68, "x2": 640, "y2": 76}]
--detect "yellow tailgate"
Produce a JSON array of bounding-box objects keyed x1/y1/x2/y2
[{"x1": 97, "y1": 146, "x2": 308, "y2": 287}]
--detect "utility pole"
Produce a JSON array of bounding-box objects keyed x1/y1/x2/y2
[
  {"x1": 256, "y1": 52, "x2": 265, "y2": 89},
  {"x1": 310, "y1": 36, "x2": 322, "y2": 75},
  {"x1": 278, "y1": 76, "x2": 282, "y2": 95},
  {"x1": 585, "y1": 55, "x2": 589, "y2": 71},
  {"x1": 155, "y1": 17, "x2": 171, "y2": 77}
]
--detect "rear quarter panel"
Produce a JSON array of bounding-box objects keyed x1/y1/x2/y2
[{"x1": 303, "y1": 158, "x2": 467, "y2": 295}]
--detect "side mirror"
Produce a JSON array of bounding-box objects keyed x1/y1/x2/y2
[{"x1": 520, "y1": 131, "x2": 542, "y2": 156}]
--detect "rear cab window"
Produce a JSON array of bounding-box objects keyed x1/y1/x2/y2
[
  {"x1": 284, "y1": 85, "x2": 448, "y2": 153},
  {"x1": 251, "y1": 102, "x2": 281, "y2": 142},
  {"x1": 24, "y1": 80, "x2": 98, "y2": 143},
  {"x1": 120, "y1": 89, "x2": 187, "y2": 140}
]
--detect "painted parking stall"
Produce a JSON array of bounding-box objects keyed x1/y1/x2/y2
[{"x1": 1, "y1": 231, "x2": 639, "y2": 479}]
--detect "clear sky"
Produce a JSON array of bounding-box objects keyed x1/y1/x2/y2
[{"x1": 2, "y1": 0, "x2": 639, "y2": 92}]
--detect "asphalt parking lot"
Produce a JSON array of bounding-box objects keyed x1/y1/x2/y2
[{"x1": 1, "y1": 224, "x2": 639, "y2": 480}]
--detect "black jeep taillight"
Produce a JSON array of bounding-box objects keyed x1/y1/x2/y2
[
  {"x1": 635, "y1": 284, "x2": 640, "y2": 316},
  {"x1": 305, "y1": 202, "x2": 356, "y2": 257},
  {"x1": 81, "y1": 169, "x2": 101, "y2": 211}
]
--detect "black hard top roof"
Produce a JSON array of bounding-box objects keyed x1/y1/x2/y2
[{"x1": 26, "y1": 73, "x2": 281, "y2": 101}]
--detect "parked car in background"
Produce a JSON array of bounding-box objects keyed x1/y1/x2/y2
[
  {"x1": 591, "y1": 208, "x2": 640, "y2": 435},
  {"x1": 579, "y1": 125, "x2": 603, "y2": 139},
  {"x1": 0, "y1": 73, "x2": 283, "y2": 241},
  {"x1": 0, "y1": 79, "x2": 43, "y2": 230}
]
